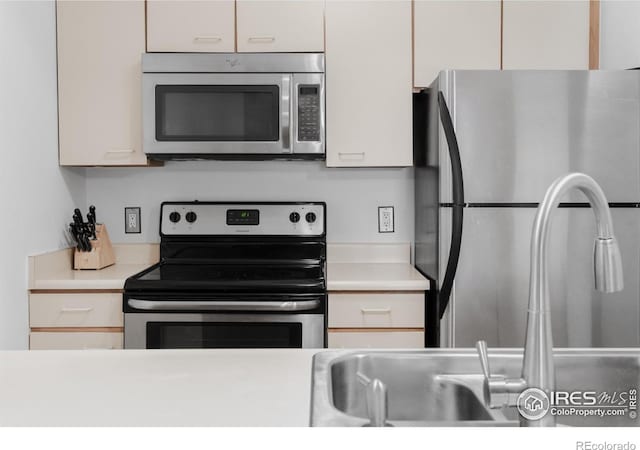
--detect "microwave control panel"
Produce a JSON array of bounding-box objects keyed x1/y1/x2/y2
[{"x1": 297, "y1": 85, "x2": 321, "y2": 142}]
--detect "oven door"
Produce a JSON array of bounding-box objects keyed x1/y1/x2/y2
[
  {"x1": 143, "y1": 73, "x2": 292, "y2": 157},
  {"x1": 124, "y1": 312, "x2": 324, "y2": 349}
]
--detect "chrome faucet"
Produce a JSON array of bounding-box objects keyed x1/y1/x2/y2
[
  {"x1": 477, "y1": 173, "x2": 624, "y2": 426},
  {"x1": 356, "y1": 372, "x2": 390, "y2": 427}
]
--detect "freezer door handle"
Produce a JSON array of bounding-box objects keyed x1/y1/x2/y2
[{"x1": 438, "y1": 91, "x2": 465, "y2": 319}]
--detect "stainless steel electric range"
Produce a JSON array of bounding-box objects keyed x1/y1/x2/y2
[{"x1": 123, "y1": 202, "x2": 326, "y2": 349}]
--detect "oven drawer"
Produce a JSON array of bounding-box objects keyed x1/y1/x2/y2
[
  {"x1": 124, "y1": 312, "x2": 324, "y2": 349},
  {"x1": 29, "y1": 332, "x2": 123, "y2": 350},
  {"x1": 29, "y1": 293, "x2": 123, "y2": 328},
  {"x1": 327, "y1": 330, "x2": 424, "y2": 349},
  {"x1": 328, "y1": 292, "x2": 424, "y2": 328}
]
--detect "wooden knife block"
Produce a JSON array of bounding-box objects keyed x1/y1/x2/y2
[{"x1": 74, "y1": 224, "x2": 116, "y2": 270}]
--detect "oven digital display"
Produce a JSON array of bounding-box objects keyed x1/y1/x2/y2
[{"x1": 226, "y1": 209, "x2": 260, "y2": 226}]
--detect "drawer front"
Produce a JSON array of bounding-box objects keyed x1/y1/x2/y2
[
  {"x1": 328, "y1": 292, "x2": 424, "y2": 328},
  {"x1": 29, "y1": 332, "x2": 123, "y2": 350},
  {"x1": 29, "y1": 293, "x2": 123, "y2": 327},
  {"x1": 328, "y1": 330, "x2": 424, "y2": 349}
]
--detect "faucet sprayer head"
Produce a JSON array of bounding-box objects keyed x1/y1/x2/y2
[{"x1": 594, "y1": 237, "x2": 624, "y2": 293}]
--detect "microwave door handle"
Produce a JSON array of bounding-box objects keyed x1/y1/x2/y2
[{"x1": 281, "y1": 75, "x2": 291, "y2": 152}]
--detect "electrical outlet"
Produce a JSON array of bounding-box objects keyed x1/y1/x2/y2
[
  {"x1": 378, "y1": 206, "x2": 394, "y2": 233},
  {"x1": 125, "y1": 207, "x2": 141, "y2": 234}
]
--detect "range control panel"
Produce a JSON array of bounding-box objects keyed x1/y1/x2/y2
[{"x1": 161, "y1": 202, "x2": 325, "y2": 236}]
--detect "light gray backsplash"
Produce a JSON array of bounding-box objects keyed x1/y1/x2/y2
[{"x1": 85, "y1": 161, "x2": 414, "y2": 243}]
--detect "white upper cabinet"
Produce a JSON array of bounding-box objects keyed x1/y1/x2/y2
[
  {"x1": 236, "y1": 0, "x2": 325, "y2": 52},
  {"x1": 502, "y1": 0, "x2": 590, "y2": 69},
  {"x1": 325, "y1": 0, "x2": 412, "y2": 167},
  {"x1": 57, "y1": 0, "x2": 147, "y2": 166},
  {"x1": 413, "y1": 0, "x2": 501, "y2": 87},
  {"x1": 147, "y1": 0, "x2": 236, "y2": 52}
]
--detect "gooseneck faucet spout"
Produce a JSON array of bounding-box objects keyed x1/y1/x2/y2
[
  {"x1": 523, "y1": 172, "x2": 624, "y2": 426},
  {"x1": 476, "y1": 173, "x2": 624, "y2": 427}
]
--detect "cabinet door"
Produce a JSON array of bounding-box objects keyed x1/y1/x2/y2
[
  {"x1": 328, "y1": 331, "x2": 424, "y2": 349},
  {"x1": 236, "y1": 0, "x2": 324, "y2": 52},
  {"x1": 29, "y1": 332, "x2": 123, "y2": 350},
  {"x1": 147, "y1": 0, "x2": 235, "y2": 52},
  {"x1": 325, "y1": 1, "x2": 412, "y2": 167},
  {"x1": 413, "y1": 0, "x2": 501, "y2": 88},
  {"x1": 57, "y1": 0, "x2": 147, "y2": 166},
  {"x1": 503, "y1": 0, "x2": 590, "y2": 69}
]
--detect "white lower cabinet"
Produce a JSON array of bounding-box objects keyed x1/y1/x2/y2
[
  {"x1": 29, "y1": 291, "x2": 123, "y2": 350},
  {"x1": 29, "y1": 293, "x2": 123, "y2": 328},
  {"x1": 328, "y1": 292, "x2": 424, "y2": 328},
  {"x1": 328, "y1": 292, "x2": 425, "y2": 348},
  {"x1": 328, "y1": 330, "x2": 424, "y2": 349},
  {"x1": 29, "y1": 332, "x2": 123, "y2": 350}
]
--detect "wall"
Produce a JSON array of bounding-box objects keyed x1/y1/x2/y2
[
  {"x1": 0, "y1": 2, "x2": 86, "y2": 349},
  {"x1": 85, "y1": 163, "x2": 414, "y2": 243},
  {"x1": 600, "y1": 1, "x2": 640, "y2": 69}
]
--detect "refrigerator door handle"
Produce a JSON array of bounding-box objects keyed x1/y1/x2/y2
[{"x1": 437, "y1": 91, "x2": 465, "y2": 319}]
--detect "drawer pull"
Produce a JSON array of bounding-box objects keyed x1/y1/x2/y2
[
  {"x1": 338, "y1": 152, "x2": 365, "y2": 161},
  {"x1": 248, "y1": 36, "x2": 276, "y2": 43},
  {"x1": 104, "y1": 149, "x2": 135, "y2": 160},
  {"x1": 60, "y1": 307, "x2": 94, "y2": 313},
  {"x1": 105, "y1": 149, "x2": 134, "y2": 154},
  {"x1": 361, "y1": 308, "x2": 391, "y2": 314},
  {"x1": 194, "y1": 36, "x2": 222, "y2": 43}
]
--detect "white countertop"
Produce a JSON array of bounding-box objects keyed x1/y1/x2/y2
[
  {"x1": 327, "y1": 263, "x2": 430, "y2": 291},
  {"x1": 29, "y1": 243, "x2": 429, "y2": 292},
  {"x1": 29, "y1": 244, "x2": 159, "y2": 291},
  {"x1": 0, "y1": 349, "x2": 319, "y2": 426},
  {"x1": 30, "y1": 263, "x2": 151, "y2": 290}
]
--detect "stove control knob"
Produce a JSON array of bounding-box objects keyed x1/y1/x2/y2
[
  {"x1": 305, "y1": 212, "x2": 317, "y2": 223},
  {"x1": 185, "y1": 211, "x2": 197, "y2": 223},
  {"x1": 289, "y1": 212, "x2": 300, "y2": 223},
  {"x1": 169, "y1": 212, "x2": 181, "y2": 223}
]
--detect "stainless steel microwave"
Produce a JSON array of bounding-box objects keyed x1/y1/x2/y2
[{"x1": 142, "y1": 53, "x2": 325, "y2": 160}]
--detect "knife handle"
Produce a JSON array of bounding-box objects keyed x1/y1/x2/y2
[{"x1": 87, "y1": 214, "x2": 96, "y2": 239}]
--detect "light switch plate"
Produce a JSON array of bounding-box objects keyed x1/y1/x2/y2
[
  {"x1": 378, "y1": 206, "x2": 394, "y2": 233},
  {"x1": 125, "y1": 207, "x2": 141, "y2": 234}
]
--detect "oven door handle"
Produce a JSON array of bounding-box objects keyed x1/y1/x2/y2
[{"x1": 127, "y1": 299, "x2": 321, "y2": 312}]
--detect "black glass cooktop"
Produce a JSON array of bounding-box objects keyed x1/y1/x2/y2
[{"x1": 124, "y1": 261, "x2": 326, "y2": 292}]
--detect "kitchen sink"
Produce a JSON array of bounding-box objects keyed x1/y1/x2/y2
[{"x1": 310, "y1": 349, "x2": 640, "y2": 427}]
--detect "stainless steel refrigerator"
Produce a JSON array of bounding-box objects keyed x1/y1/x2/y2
[{"x1": 414, "y1": 70, "x2": 640, "y2": 349}]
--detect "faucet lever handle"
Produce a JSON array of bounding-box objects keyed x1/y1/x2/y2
[
  {"x1": 475, "y1": 340, "x2": 526, "y2": 409},
  {"x1": 476, "y1": 340, "x2": 491, "y2": 380}
]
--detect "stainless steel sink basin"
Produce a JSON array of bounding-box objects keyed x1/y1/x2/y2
[{"x1": 310, "y1": 349, "x2": 640, "y2": 427}]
